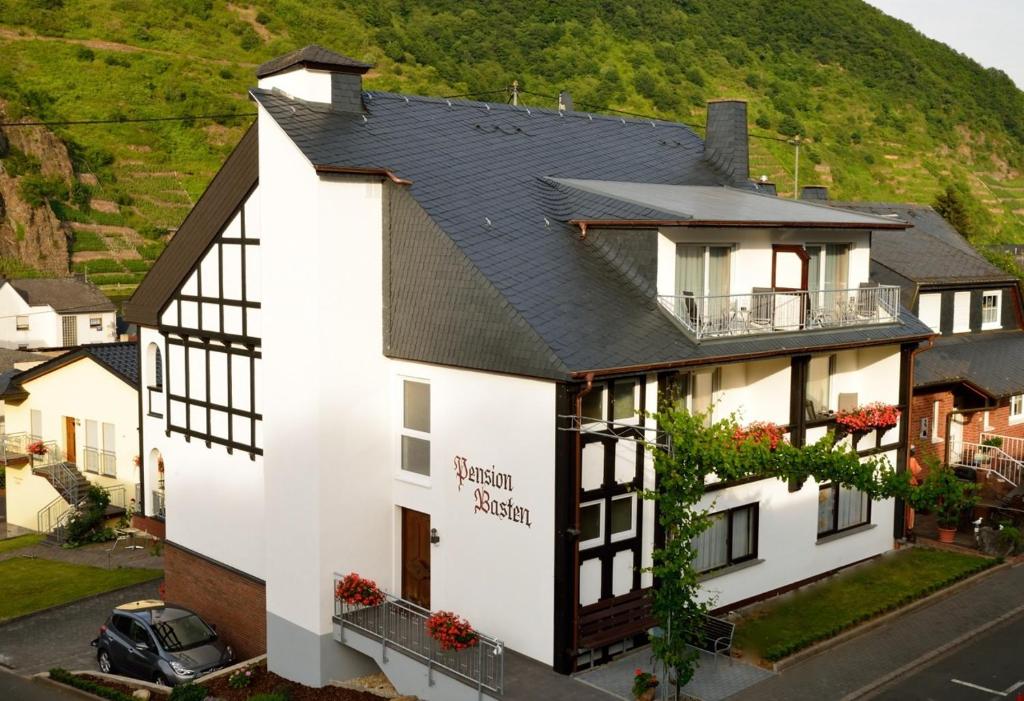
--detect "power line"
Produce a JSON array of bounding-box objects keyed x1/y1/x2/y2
[{"x1": 0, "y1": 113, "x2": 256, "y2": 128}]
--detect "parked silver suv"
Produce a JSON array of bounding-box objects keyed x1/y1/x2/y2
[{"x1": 92, "y1": 600, "x2": 233, "y2": 686}]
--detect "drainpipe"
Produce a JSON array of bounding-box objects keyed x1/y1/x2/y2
[{"x1": 570, "y1": 372, "x2": 594, "y2": 658}]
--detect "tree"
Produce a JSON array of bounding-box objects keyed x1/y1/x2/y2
[
  {"x1": 933, "y1": 184, "x2": 974, "y2": 239},
  {"x1": 641, "y1": 408, "x2": 911, "y2": 691}
]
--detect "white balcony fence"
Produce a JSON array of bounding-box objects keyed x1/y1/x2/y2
[{"x1": 657, "y1": 284, "x2": 901, "y2": 340}]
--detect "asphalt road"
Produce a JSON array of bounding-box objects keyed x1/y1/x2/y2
[
  {"x1": 0, "y1": 670, "x2": 89, "y2": 700},
  {"x1": 870, "y1": 610, "x2": 1024, "y2": 701},
  {"x1": 0, "y1": 580, "x2": 160, "y2": 675}
]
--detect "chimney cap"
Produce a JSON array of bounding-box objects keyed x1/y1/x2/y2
[{"x1": 256, "y1": 45, "x2": 372, "y2": 79}]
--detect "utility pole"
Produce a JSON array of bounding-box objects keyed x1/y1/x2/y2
[
  {"x1": 510, "y1": 80, "x2": 520, "y2": 106},
  {"x1": 790, "y1": 135, "x2": 801, "y2": 199}
]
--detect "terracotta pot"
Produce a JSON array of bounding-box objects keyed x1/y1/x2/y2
[
  {"x1": 937, "y1": 526, "x2": 957, "y2": 543},
  {"x1": 636, "y1": 688, "x2": 657, "y2": 701}
]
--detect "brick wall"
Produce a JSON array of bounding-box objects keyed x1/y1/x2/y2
[
  {"x1": 164, "y1": 542, "x2": 266, "y2": 660},
  {"x1": 909, "y1": 389, "x2": 955, "y2": 463},
  {"x1": 132, "y1": 515, "x2": 166, "y2": 540}
]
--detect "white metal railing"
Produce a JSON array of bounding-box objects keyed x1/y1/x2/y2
[
  {"x1": 981, "y1": 433, "x2": 1024, "y2": 463},
  {"x1": 657, "y1": 284, "x2": 901, "y2": 340},
  {"x1": 0, "y1": 432, "x2": 28, "y2": 461},
  {"x1": 951, "y1": 440, "x2": 1023, "y2": 488},
  {"x1": 333, "y1": 576, "x2": 504, "y2": 697},
  {"x1": 83, "y1": 447, "x2": 117, "y2": 477}
]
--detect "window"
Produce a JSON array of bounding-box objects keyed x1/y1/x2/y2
[
  {"x1": 917, "y1": 293, "x2": 941, "y2": 332},
  {"x1": 953, "y1": 291, "x2": 970, "y2": 333},
  {"x1": 84, "y1": 420, "x2": 99, "y2": 473},
  {"x1": 612, "y1": 379, "x2": 637, "y2": 421},
  {"x1": 400, "y1": 380, "x2": 430, "y2": 476},
  {"x1": 609, "y1": 494, "x2": 636, "y2": 542},
  {"x1": 15, "y1": 315, "x2": 28, "y2": 331},
  {"x1": 818, "y1": 484, "x2": 870, "y2": 537},
  {"x1": 146, "y1": 343, "x2": 163, "y2": 391},
  {"x1": 89, "y1": 316, "x2": 103, "y2": 330},
  {"x1": 806, "y1": 244, "x2": 850, "y2": 292},
  {"x1": 981, "y1": 291, "x2": 1002, "y2": 329},
  {"x1": 805, "y1": 355, "x2": 836, "y2": 419},
  {"x1": 30, "y1": 409, "x2": 42, "y2": 441},
  {"x1": 581, "y1": 386, "x2": 605, "y2": 423},
  {"x1": 102, "y1": 422, "x2": 116, "y2": 476},
  {"x1": 919, "y1": 416, "x2": 929, "y2": 440},
  {"x1": 62, "y1": 315, "x2": 77, "y2": 346},
  {"x1": 691, "y1": 503, "x2": 758, "y2": 573},
  {"x1": 675, "y1": 244, "x2": 731, "y2": 298},
  {"x1": 1011, "y1": 394, "x2": 1024, "y2": 422},
  {"x1": 579, "y1": 500, "x2": 603, "y2": 549},
  {"x1": 931, "y1": 400, "x2": 942, "y2": 442}
]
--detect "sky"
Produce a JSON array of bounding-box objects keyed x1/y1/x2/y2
[{"x1": 863, "y1": 0, "x2": 1024, "y2": 89}]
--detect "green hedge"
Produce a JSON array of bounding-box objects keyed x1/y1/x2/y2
[
  {"x1": 169, "y1": 682, "x2": 209, "y2": 701},
  {"x1": 48, "y1": 668, "x2": 135, "y2": 701},
  {"x1": 762, "y1": 555, "x2": 997, "y2": 661}
]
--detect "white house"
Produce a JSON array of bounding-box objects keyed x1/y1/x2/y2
[
  {"x1": 123, "y1": 45, "x2": 931, "y2": 698},
  {"x1": 1, "y1": 343, "x2": 138, "y2": 534},
  {"x1": 0, "y1": 277, "x2": 117, "y2": 349}
]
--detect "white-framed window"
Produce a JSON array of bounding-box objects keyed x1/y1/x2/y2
[
  {"x1": 84, "y1": 420, "x2": 99, "y2": 473},
  {"x1": 917, "y1": 293, "x2": 941, "y2": 332},
  {"x1": 89, "y1": 316, "x2": 103, "y2": 330},
  {"x1": 675, "y1": 244, "x2": 732, "y2": 299},
  {"x1": 692, "y1": 502, "x2": 758, "y2": 573},
  {"x1": 146, "y1": 342, "x2": 163, "y2": 391},
  {"x1": 919, "y1": 417, "x2": 929, "y2": 439},
  {"x1": 612, "y1": 378, "x2": 639, "y2": 423},
  {"x1": 818, "y1": 484, "x2": 870, "y2": 537},
  {"x1": 1011, "y1": 394, "x2": 1024, "y2": 422},
  {"x1": 400, "y1": 379, "x2": 431, "y2": 476},
  {"x1": 981, "y1": 290, "x2": 1002, "y2": 330},
  {"x1": 984, "y1": 411, "x2": 993, "y2": 431},
  {"x1": 579, "y1": 499, "x2": 604, "y2": 549},
  {"x1": 16, "y1": 315, "x2": 29, "y2": 331},
  {"x1": 953, "y1": 291, "x2": 971, "y2": 333},
  {"x1": 608, "y1": 493, "x2": 637, "y2": 543},
  {"x1": 932, "y1": 400, "x2": 942, "y2": 442},
  {"x1": 30, "y1": 409, "x2": 42, "y2": 441},
  {"x1": 581, "y1": 385, "x2": 606, "y2": 424}
]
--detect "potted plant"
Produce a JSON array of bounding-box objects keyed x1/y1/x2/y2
[
  {"x1": 632, "y1": 669, "x2": 659, "y2": 701},
  {"x1": 909, "y1": 460, "x2": 980, "y2": 543},
  {"x1": 426, "y1": 611, "x2": 479, "y2": 651}
]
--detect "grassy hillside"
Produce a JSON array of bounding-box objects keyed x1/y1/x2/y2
[{"x1": 0, "y1": 0, "x2": 1022, "y2": 294}]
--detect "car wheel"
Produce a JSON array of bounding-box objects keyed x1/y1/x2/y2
[{"x1": 97, "y1": 649, "x2": 114, "y2": 674}]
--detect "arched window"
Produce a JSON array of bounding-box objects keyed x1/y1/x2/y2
[{"x1": 147, "y1": 342, "x2": 163, "y2": 391}]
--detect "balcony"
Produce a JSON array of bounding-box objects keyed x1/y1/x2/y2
[
  {"x1": 83, "y1": 447, "x2": 117, "y2": 477},
  {"x1": 657, "y1": 284, "x2": 901, "y2": 340},
  {"x1": 333, "y1": 575, "x2": 503, "y2": 700}
]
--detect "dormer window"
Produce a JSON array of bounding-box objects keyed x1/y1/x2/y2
[{"x1": 982, "y1": 290, "x2": 1002, "y2": 330}]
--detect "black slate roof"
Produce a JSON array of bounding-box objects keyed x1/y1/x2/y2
[
  {"x1": 915, "y1": 331, "x2": 1024, "y2": 398},
  {"x1": 7, "y1": 277, "x2": 115, "y2": 313},
  {"x1": 253, "y1": 89, "x2": 931, "y2": 377},
  {"x1": 256, "y1": 45, "x2": 371, "y2": 78},
  {"x1": 4, "y1": 342, "x2": 138, "y2": 395},
  {"x1": 835, "y1": 202, "x2": 1013, "y2": 285}
]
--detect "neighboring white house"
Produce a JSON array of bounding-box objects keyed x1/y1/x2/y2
[
  {"x1": 0, "y1": 277, "x2": 117, "y2": 349},
  {"x1": 0, "y1": 342, "x2": 138, "y2": 533},
  {"x1": 123, "y1": 45, "x2": 932, "y2": 698}
]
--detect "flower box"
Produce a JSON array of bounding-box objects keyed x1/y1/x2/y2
[
  {"x1": 732, "y1": 421, "x2": 786, "y2": 451},
  {"x1": 334, "y1": 572, "x2": 385, "y2": 608},
  {"x1": 834, "y1": 403, "x2": 900, "y2": 435},
  {"x1": 426, "y1": 610, "x2": 479, "y2": 652},
  {"x1": 27, "y1": 441, "x2": 48, "y2": 456}
]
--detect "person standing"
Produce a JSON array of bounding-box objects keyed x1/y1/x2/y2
[{"x1": 905, "y1": 445, "x2": 925, "y2": 540}]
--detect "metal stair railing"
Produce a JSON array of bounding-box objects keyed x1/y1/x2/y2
[
  {"x1": 333, "y1": 574, "x2": 504, "y2": 698},
  {"x1": 37, "y1": 495, "x2": 71, "y2": 535},
  {"x1": 0, "y1": 432, "x2": 28, "y2": 461},
  {"x1": 980, "y1": 432, "x2": 1024, "y2": 462},
  {"x1": 34, "y1": 460, "x2": 83, "y2": 506},
  {"x1": 951, "y1": 440, "x2": 1023, "y2": 488}
]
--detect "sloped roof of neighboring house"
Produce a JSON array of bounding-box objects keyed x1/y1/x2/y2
[
  {"x1": 245, "y1": 88, "x2": 929, "y2": 378},
  {"x1": 835, "y1": 202, "x2": 1015, "y2": 286},
  {"x1": 7, "y1": 277, "x2": 116, "y2": 313},
  {"x1": 915, "y1": 331, "x2": 1024, "y2": 399},
  {"x1": 0, "y1": 342, "x2": 138, "y2": 401},
  {"x1": 0, "y1": 348, "x2": 48, "y2": 372}
]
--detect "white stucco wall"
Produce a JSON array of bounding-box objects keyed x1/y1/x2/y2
[
  {"x1": 0, "y1": 283, "x2": 116, "y2": 349},
  {"x1": 258, "y1": 68, "x2": 332, "y2": 104}
]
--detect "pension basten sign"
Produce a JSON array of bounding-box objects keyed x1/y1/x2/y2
[{"x1": 453, "y1": 455, "x2": 532, "y2": 528}]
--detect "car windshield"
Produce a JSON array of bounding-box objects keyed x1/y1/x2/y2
[{"x1": 150, "y1": 612, "x2": 216, "y2": 652}]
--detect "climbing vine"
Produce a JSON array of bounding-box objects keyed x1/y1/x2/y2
[{"x1": 640, "y1": 407, "x2": 914, "y2": 690}]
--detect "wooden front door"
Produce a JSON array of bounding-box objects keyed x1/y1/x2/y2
[
  {"x1": 64, "y1": 417, "x2": 76, "y2": 464},
  {"x1": 401, "y1": 508, "x2": 431, "y2": 608}
]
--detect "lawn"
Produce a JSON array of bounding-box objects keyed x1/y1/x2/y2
[
  {"x1": 0, "y1": 557, "x2": 163, "y2": 621},
  {"x1": 733, "y1": 547, "x2": 997, "y2": 662},
  {"x1": 0, "y1": 534, "x2": 44, "y2": 554}
]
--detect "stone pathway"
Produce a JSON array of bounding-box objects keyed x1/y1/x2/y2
[{"x1": 727, "y1": 561, "x2": 1024, "y2": 701}]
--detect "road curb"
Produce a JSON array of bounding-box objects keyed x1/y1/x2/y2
[
  {"x1": 770, "y1": 557, "x2": 1009, "y2": 673},
  {"x1": 841, "y1": 590, "x2": 1024, "y2": 700},
  {"x1": 0, "y1": 576, "x2": 162, "y2": 628}
]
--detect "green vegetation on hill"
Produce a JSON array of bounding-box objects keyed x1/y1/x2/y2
[{"x1": 0, "y1": 0, "x2": 1022, "y2": 286}]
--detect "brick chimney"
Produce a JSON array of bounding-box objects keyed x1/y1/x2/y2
[
  {"x1": 704, "y1": 100, "x2": 749, "y2": 183},
  {"x1": 256, "y1": 45, "x2": 371, "y2": 112}
]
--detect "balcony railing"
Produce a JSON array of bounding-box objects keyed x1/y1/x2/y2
[
  {"x1": 333, "y1": 576, "x2": 504, "y2": 697},
  {"x1": 657, "y1": 284, "x2": 901, "y2": 340},
  {"x1": 83, "y1": 447, "x2": 117, "y2": 477}
]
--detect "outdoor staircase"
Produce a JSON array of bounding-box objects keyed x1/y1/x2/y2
[
  {"x1": 33, "y1": 462, "x2": 89, "y2": 544},
  {"x1": 950, "y1": 437, "x2": 1024, "y2": 506}
]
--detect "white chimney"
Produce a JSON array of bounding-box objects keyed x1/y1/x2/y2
[{"x1": 255, "y1": 45, "x2": 371, "y2": 112}]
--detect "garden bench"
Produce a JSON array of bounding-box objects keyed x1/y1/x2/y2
[
  {"x1": 648, "y1": 614, "x2": 735, "y2": 669},
  {"x1": 578, "y1": 589, "x2": 655, "y2": 665}
]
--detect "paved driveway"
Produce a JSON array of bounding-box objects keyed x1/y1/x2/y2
[{"x1": 0, "y1": 580, "x2": 160, "y2": 675}]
